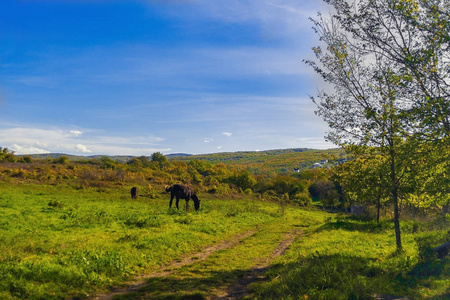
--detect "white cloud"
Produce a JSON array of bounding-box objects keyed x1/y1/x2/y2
[
  {"x1": 204, "y1": 138, "x2": 213, "y2": 143},
  {"x1": 70, "y1": 130, "x2": 83, "y2": 137},
  {"x1": 76, "y1": 144, "x2": 91, "y2": 153},
  {"x1": 222, "y1": 132, "x2": 232, "y2": 137},
  {"x1": 12, "y1": 144, "x2": 49, "y2": 154},
  {"x1": 0, "y1": 124, "x2": 167, "y2": 156}
]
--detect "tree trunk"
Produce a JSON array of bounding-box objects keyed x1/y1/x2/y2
[
  {"x1": 377, "y1": 195, "x2": 381, "y2": 224},
  {"x1": 377, "y1": 172, "x2": 382, "y2": 224},
  {"x1": 393, "y1": 189, "x2": 402, "y2": 252},
  {"x1": 390, "y1": 147, "x2": 403, "y2": 252}
]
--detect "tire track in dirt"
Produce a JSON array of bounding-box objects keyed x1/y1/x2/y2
[
  {"x1": 93, "y1": 230, "x2": 257, "y2": 300},
  {"x1": 211, "y1": 229, "x2": 303, "y2": 299}
]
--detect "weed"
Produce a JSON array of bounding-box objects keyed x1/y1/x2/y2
[
  {"x1": 124, "y1": 214, "x2": 166, "y2": 228},
  {"x1": 175, "y1": 215, "x2": 194, "y2": 225},
  {"x1": 48, "y1": 200, "x2": 64, "y2": 209}
]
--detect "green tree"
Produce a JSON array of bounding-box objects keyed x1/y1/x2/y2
[
  {"x1": 307, "y1": 0, "x2": 450, "y2": 251},
  {"x1": 128, "y1": 156, "x2": 152, "y2": 168},
  {"x1": 0, "y1": 147, "x2": 16, "y2": 162},
  {"x1": 305, "y1": 0, "x2": 450, "y2": 251},
  {"x1": 267, "y1": 175, "x2": 308, "y2": 198},
  {"x1": 151, "y1": 152, "x2": 168, "y2": 169},
  {"x1": 316, "y1": 0, "x2": 450, "y2": 141},
  {"x1": 54, "y1": 155, "x2": 70, "y2": 164},
  {"x1": 189, "y1": 159, "x2": 214, "y2": 176},
  {"x1": 99, "y1": 156, "x2": 117, "y2": 169},
  {"x1": 228, "y1": 170, "x2": 257, "y2": 191},
  {"x1": 21, "y1": 155, "x2": 33, "y2": 163},
  {"x1": 336, "y1": 153, "x2": 390, "y2": 222},
  {"x1": 402, "y1": 139, "x2": 450, "y2": 219},
  {"x1": 308, "y1": 179, "x2": 340, "y2": 207}
]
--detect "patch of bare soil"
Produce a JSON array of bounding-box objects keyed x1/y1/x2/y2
[
  {"x1": 92, "y1": 230, "x2": 257, "y2": 300},
  {"x1": 211, "y1": 229, "x2": 303, "y2": 299}
]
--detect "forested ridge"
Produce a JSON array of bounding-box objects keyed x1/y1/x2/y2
[{"x1": 23, "y1": 148, "x2": 344, "y2": 175}]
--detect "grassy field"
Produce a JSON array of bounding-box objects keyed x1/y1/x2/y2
[{"x1": 0, "y1": 182, "x2": 448, "y2": 299}]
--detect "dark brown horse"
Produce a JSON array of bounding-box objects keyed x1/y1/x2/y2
[
  {"x1": 130, "y1": 187, "x2": 138, "y2": 199},
  {"x1": 165, "y1": 184, "x2": 200, "y2": 211}
]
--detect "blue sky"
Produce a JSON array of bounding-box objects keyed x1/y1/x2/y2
[{"x1": 0, "y1": 0, "x2": 332, "y2": 156}]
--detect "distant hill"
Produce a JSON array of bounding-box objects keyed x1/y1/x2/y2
[
  {"x1": 165, "y1": 153, "x2": 192, "y2": 158},
  {"x1": 24, "y1": 148, "x2": 346, "y2": 175},
  {"x1": 26, "y1": 153, "x2": 134, "y2": 163},
  {"x1": 168, "y1": 148, "x2": 346, "y2": 174}
]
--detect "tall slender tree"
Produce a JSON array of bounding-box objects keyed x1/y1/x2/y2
[{"x1": 306, "y1": 0, "x2": 449, "y2": 251}]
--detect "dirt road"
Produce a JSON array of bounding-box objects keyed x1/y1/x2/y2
[{"x1": 94, "y1": 228, "x2": 302, "y2": 299}]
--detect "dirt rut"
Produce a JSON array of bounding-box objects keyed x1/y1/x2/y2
[
  {"x1": 94, "y1": 228, "x2": 302, "y2": 300},
  {"x1": 211, "y1": 229, "x2": 302, "y2": 299},
  {"x1": 93, "y1": 230, "x2": 257, "y2": 300}
]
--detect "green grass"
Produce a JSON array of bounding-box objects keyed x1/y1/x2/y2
[
  {"x1": 111, "y1": 206, "x2": 327, "y2": 299},
  {"x1": 251, "y1": 216, "x2": 449, "y2": 299},
  {"x1": 0, "y1": 182, "x2": 448, "y2": 299},
  {"x1": 0, "y1": 182, "x2": 287, "y2": 299}
]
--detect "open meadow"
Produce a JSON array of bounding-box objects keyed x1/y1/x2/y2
[
  {"x1": 0, "y1": 180, "x2": 448, "y2": 299},
  {"x1": 2, "y1": 0, "x2": 450, "y2": 298}
]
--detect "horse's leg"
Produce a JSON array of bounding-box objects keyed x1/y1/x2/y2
[
  {"x1": 185, "y1": 198, "x2": 190, "y2": 211},
  {"x1": 176, "y1": 197, "x2": 180, "y2": 210},
  {"x1": 169, "y1": 194, "x2": 174, "y2": 209}
]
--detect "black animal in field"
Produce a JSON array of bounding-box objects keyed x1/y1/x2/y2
[
  {"x1": 130, "y1": 187, "x2": 138, "y2": 199},
  {"x1": 165, "y1": 184, "x2": 200, "y2": 211}
]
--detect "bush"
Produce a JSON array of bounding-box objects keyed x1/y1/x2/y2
[
  {"x1": 415, "y1": 232, "x2": 447, "y2": 261},
  {"x1": 0, "y1": 147, "x2": 16, "y2": 162},
  {"x1": 208, "y1": 183, "x2": 232, "y2": 195},
  {"x1": 309, "y1": 180, "x2": 340, "y2": 207},
  {"x1": 292, "y1": 192, "x2": 312, "y2": 207},
  {"x1": 54, "y1": 156, "x2": 69, "y2": 164},
  {"x1": 265, "y1": 175, "x2": 307, "y2": 197},
  {"x1": 228, "y1": 170, "x2": 257, "y2": 191},
  {"x1": 21, "y1": 156, "x2": 33, "y2": 163}
]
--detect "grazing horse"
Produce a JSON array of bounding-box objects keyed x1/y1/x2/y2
[
  {"x1": 130, "y1": 187, "x2": 138, "y2": 199},
  {"x1": 165, "y1": 184, "x2": 200, "y2": 211}
]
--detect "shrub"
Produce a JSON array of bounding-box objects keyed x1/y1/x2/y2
[
  {"x1": 292, "y1": 192, "x2": 312, "y2": 207},
  {"x1": 266, "y1": 175, "x2": 307, "y2": 197},
  {"x1": 208, "y1": 183, "x2": 232, "y2": 195},
  {"x1": 415, "y1": 232, "x2": 447, "y2": 261},
  {"x1": 54, "y1": 156, "x2": 69, "y2": 164},
  {"x1": 0, "y1": 147, "x2": 17, "y2": 162},
  {"x1": 21, "y1": 156, "x2": 33, "y2": 163},
  {"x1": 228, "y1": 170, "x2": 257, "y2": 191},
  {"x1": 309, "y1": 180, "x2": 340, "y2": 207}
]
